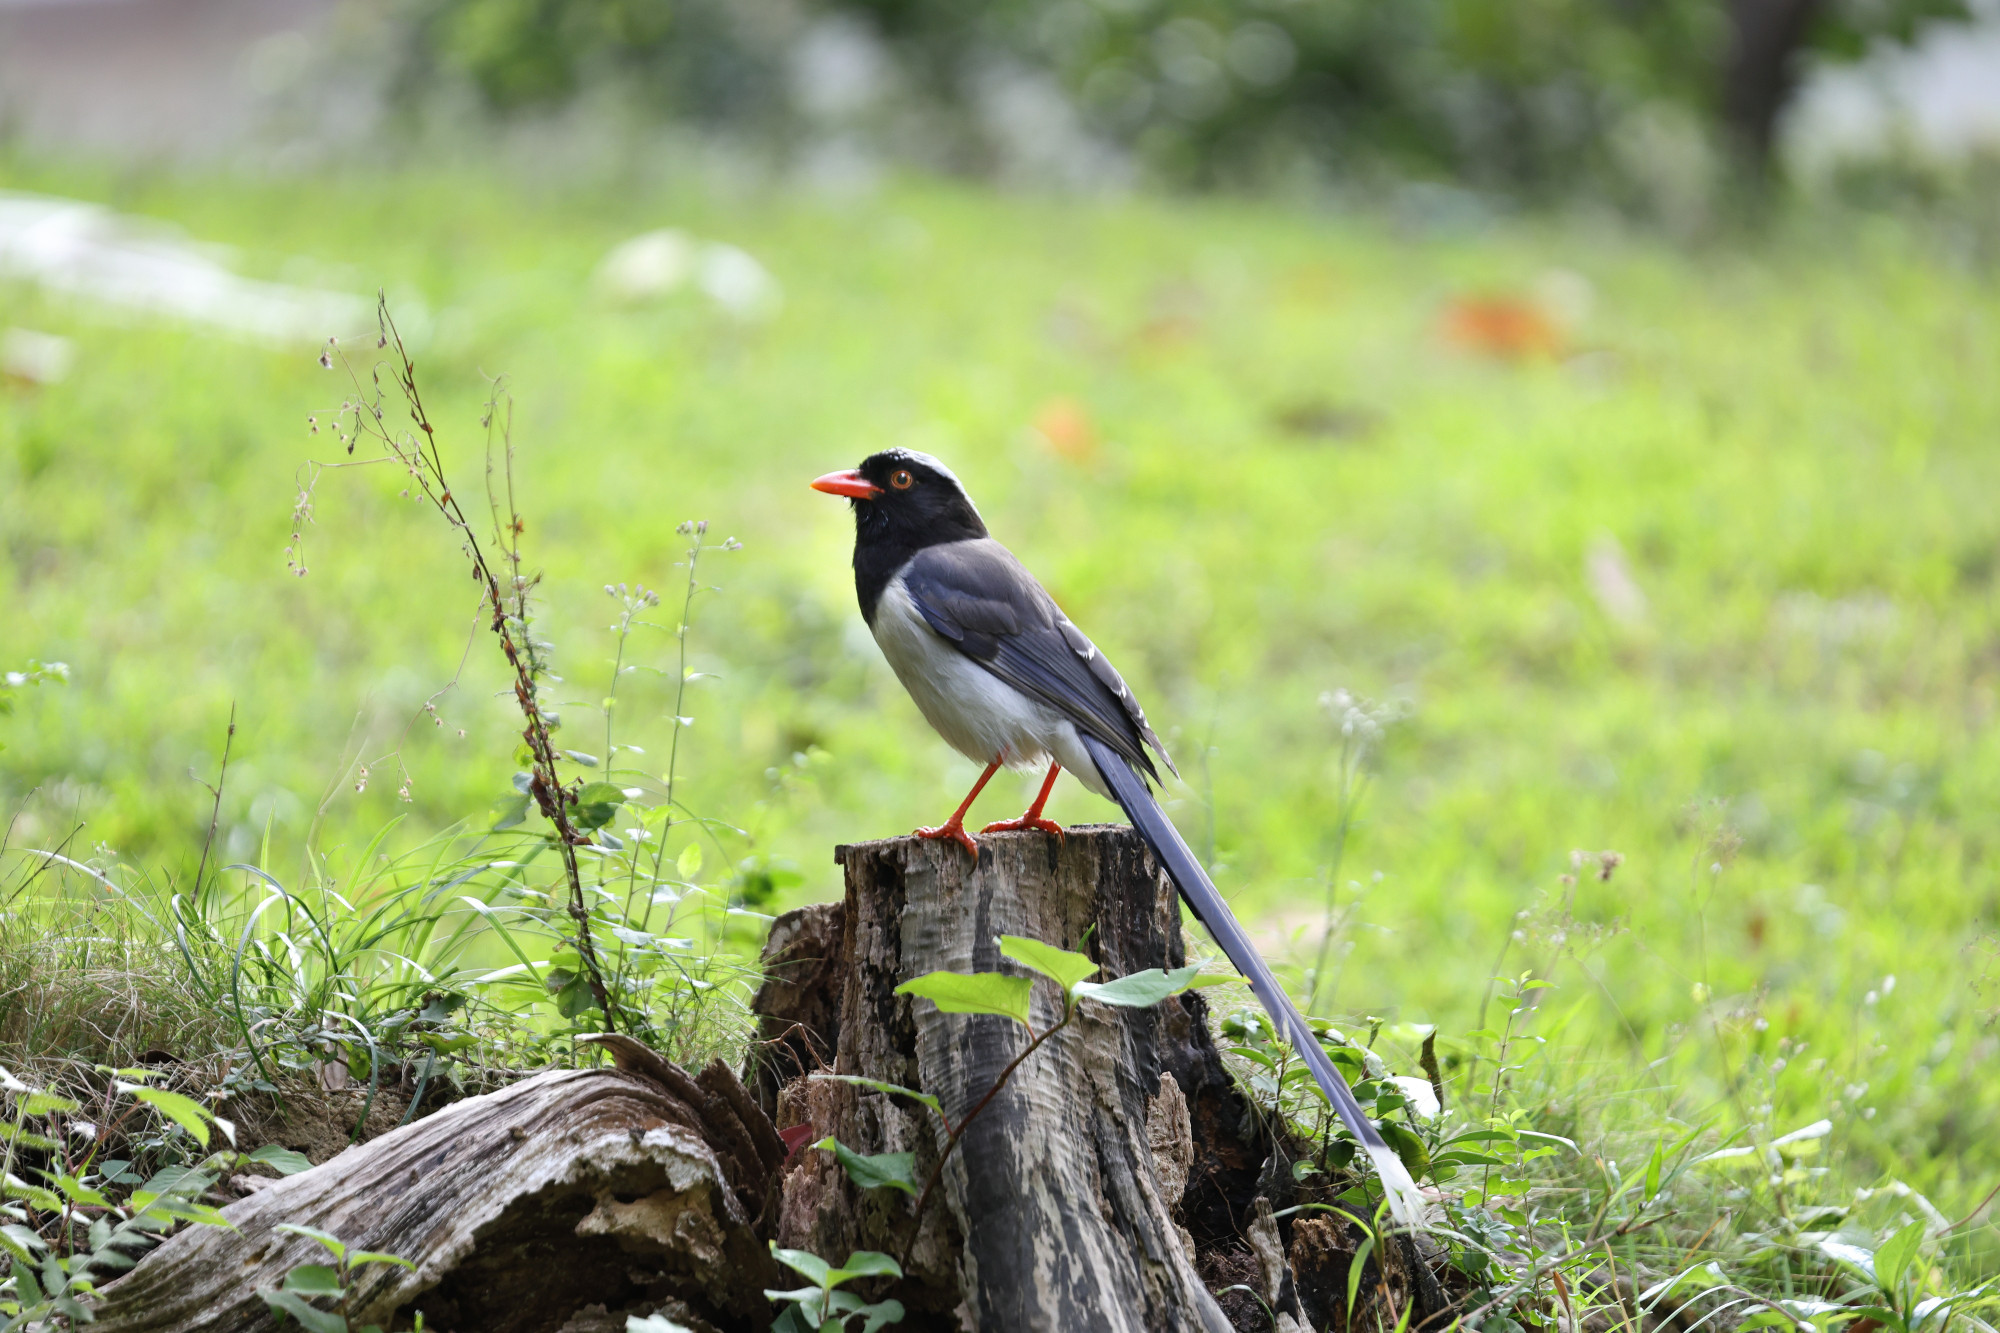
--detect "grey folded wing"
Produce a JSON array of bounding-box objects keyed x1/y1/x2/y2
[{"x1": 899, "y1": 538, "x2": 1176, "y2": 783}]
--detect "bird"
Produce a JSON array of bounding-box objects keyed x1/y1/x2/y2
[{"x1": 811, "y1": 448, "x2": 1425, "y2": 1229}]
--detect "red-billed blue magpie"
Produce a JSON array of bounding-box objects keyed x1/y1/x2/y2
[{"x1": 812, "y1": 449, "x2": 1424, "y2": 1228}]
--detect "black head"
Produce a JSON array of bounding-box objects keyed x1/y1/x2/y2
[
  {"x1": 811, "y1": 449, "x2": 988, "y2": 619},
  {"x1": 812, "y1": 449, "x2": 987, "y2": 549}
]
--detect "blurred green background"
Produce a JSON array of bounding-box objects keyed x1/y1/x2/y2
[{"x1": 3, "y1": 0, "x2": 2000, "y2": 1282}]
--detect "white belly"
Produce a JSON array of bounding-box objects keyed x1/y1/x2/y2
[{"x1": 870, "y1": 577, "x2": 1112, "y2": 799}]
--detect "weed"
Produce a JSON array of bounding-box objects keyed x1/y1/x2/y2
[{"x1": 257, "y1": 1224, "x2": 417, "y2": 1333}]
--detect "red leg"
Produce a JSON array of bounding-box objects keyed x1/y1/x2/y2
[
  {"x1": 980, "y1": 763, "x2": 1065, "y2": 839},
  {"x1": 915, "y1": 758, "x2": 1003, "y2": 857}
]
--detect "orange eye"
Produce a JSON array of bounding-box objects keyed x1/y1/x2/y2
[{"x1": 890, "y1": 469, "x2": 914, "y2": 490}]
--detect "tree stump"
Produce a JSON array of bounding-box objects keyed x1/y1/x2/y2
[{"x1": 761, "y1": 826, "x2": 1295, "y2": 1333}]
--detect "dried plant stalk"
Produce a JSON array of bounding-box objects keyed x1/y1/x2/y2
[{"x1": 331, "y1": 299, "x2": 618, "y2": 1030}]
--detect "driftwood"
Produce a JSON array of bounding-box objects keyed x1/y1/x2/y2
[
  {"x1": 752, "y1": 826, "x2": 1411, "y2": 1333},
  {"x1": 90, "y1": 1037, "x2": 783, "y2": 1333}
]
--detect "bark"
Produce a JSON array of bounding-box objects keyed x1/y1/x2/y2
[{"x1": 90, "y1": 1037, "x2": 782, "y2": 1333}]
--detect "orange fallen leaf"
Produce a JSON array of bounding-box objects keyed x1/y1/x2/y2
[
  {"x1": 1440, "y1": 294, "x2": 1564, "y2": 360},
  {"x1": 1032, "y1": 396, "x2": 1097, "y2": 461}
]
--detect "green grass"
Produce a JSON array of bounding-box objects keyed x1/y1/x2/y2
[{"x1": 2, "y1": 155, "x2": 1997, "y2": 1285}]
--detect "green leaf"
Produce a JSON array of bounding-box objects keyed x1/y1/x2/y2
[
  {"x1": 809, "y1": 1074, "x2": 943, "y2": 1118},
  {"x1": 814, "y1": 1139, "x2": 917, "y2": 1196},
  {"x1": 1818, "y1": 1237, "x2": 1879, "y2": 1278},
  {"x1": 258, "y1": 1287, "x2": 349, "y2": 1333},
  {"x1": 677, "y1": 842, "x2": 703, "y2": 879},
  {"x1": 490, "y1": 792, "x2": 530, "y2": 832},
  {"x1": 120, "y1": 1085, "x2": 214, "y2": 1148},
  {"x1": 281, "y1": 1264, "x2": 344, "y2": 1296},
  {"x1": 830, "y1": 1250, "x2": 904, "y2": 1283},
  {"x1": 51, "y1": 1173, "x2": 110, "y2": 1207},
  {"x1": 894, "y1": 971, "x2": 1033, "y2": 1026},
  {"x1": 275, "y1": 1222, "x2": 347, "y2": 1261},
  {"x1": 1872, "y1": 1220, "x2": 1927, "y2": 1294},
  {"x1": 20, "y1": 1090, "x2": 80, "y2": 1116},
  {"x1": 1346, "y1": 1231, "x2": 1379, "y2": 1318},
  {"x1": 568, "y1": 781, "x2": 624, "y2": 830},
  {"x1": 0, "y1": 1222, "x2": 47, "y2": 1262},
  {"x1": 997, "y1": 935, "x2": 1099, "y2": 991},
  {"x1": 1643, "y1": 1138, "x2": 1665, "y2": 1202},
  {"x1": 6, "y1": 1170, "x2": 65, "y2": 1212},
  {"x1": 1379, "y1": 1122, "x2": 1430, "y2": 1176},
  {"x1": 767, "y1": 1304, "x2": 813, "y2": 1333},
  {"x1": 856, "y1": 1297, "x2": 907, "y2": 1331},
  {"x1": 415, "y1": 1031, "x2": 479, "y2": 1055},
  {"x1": 1228, "y1": 1044, "x2": 1278, "y2": 1071},
  {"x1": 349, "y1": 1250, "x2": 418, "y2": 1270},
  {"x1": 564, "y1": 750, "x2": 601, "y2": 767},
  {"x1": 249, "y1": 1145, "x2": 314, "y2": 1176},
  {"x1": 771, "y1": 1245, "x2": 832, "y2": 1287},
  {"x1": 767, "y1": 1289, "x2": 830, "y2": 1328},
  {"x1": 544, "y1": 968, "x2": 600, "y2": 1019},
  {"x1": 1072, "y1": 964, "x2": 1201, "y2": 1009}
]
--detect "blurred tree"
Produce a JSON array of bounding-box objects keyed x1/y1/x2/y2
[
  {"x1": 1720, "y1": 0, "x2": 1967, "y2": 172},
  {"x1": 393, "y1": 0, "x2": 794, "y2": 128},
  {"x1": 388, "y1": 0, "x2": 1971, "y2": 194}
]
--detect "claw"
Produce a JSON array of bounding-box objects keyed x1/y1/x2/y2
[
  {"x1": 979, "y1": 815, "x2": 1065, "y2": 841},
  {"x1": 915, "y1": 821, "x2": 980, "y2": 858}
]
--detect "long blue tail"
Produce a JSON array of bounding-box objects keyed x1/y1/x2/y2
[{"x1": 1082, "y1": 732, "x2": 1425, "y2": 1230}]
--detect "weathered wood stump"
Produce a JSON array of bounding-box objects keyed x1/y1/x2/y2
[
  {"x1": 757, "y1": 827, "x2": 1296, "y2": 1333},
  {"x1": 89, "y1": 1038, "x2": 784, "y2": 1333}
]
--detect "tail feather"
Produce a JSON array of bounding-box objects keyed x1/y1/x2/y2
[{"x1": 1083, "y1": 732, "x2": 1426, "y2": 1231}]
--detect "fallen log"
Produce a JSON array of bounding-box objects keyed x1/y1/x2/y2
[{"x1": 90, "y1": 1040, "x2": 782, "y2": 1333}]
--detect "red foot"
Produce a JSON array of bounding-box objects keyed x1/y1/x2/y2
[
  {"x1": 980, "y1": 815, "x2": 1065, "y2": 840},
  {"x1": 914, "y1": 821, "x2": 980, "y2": 858}
]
